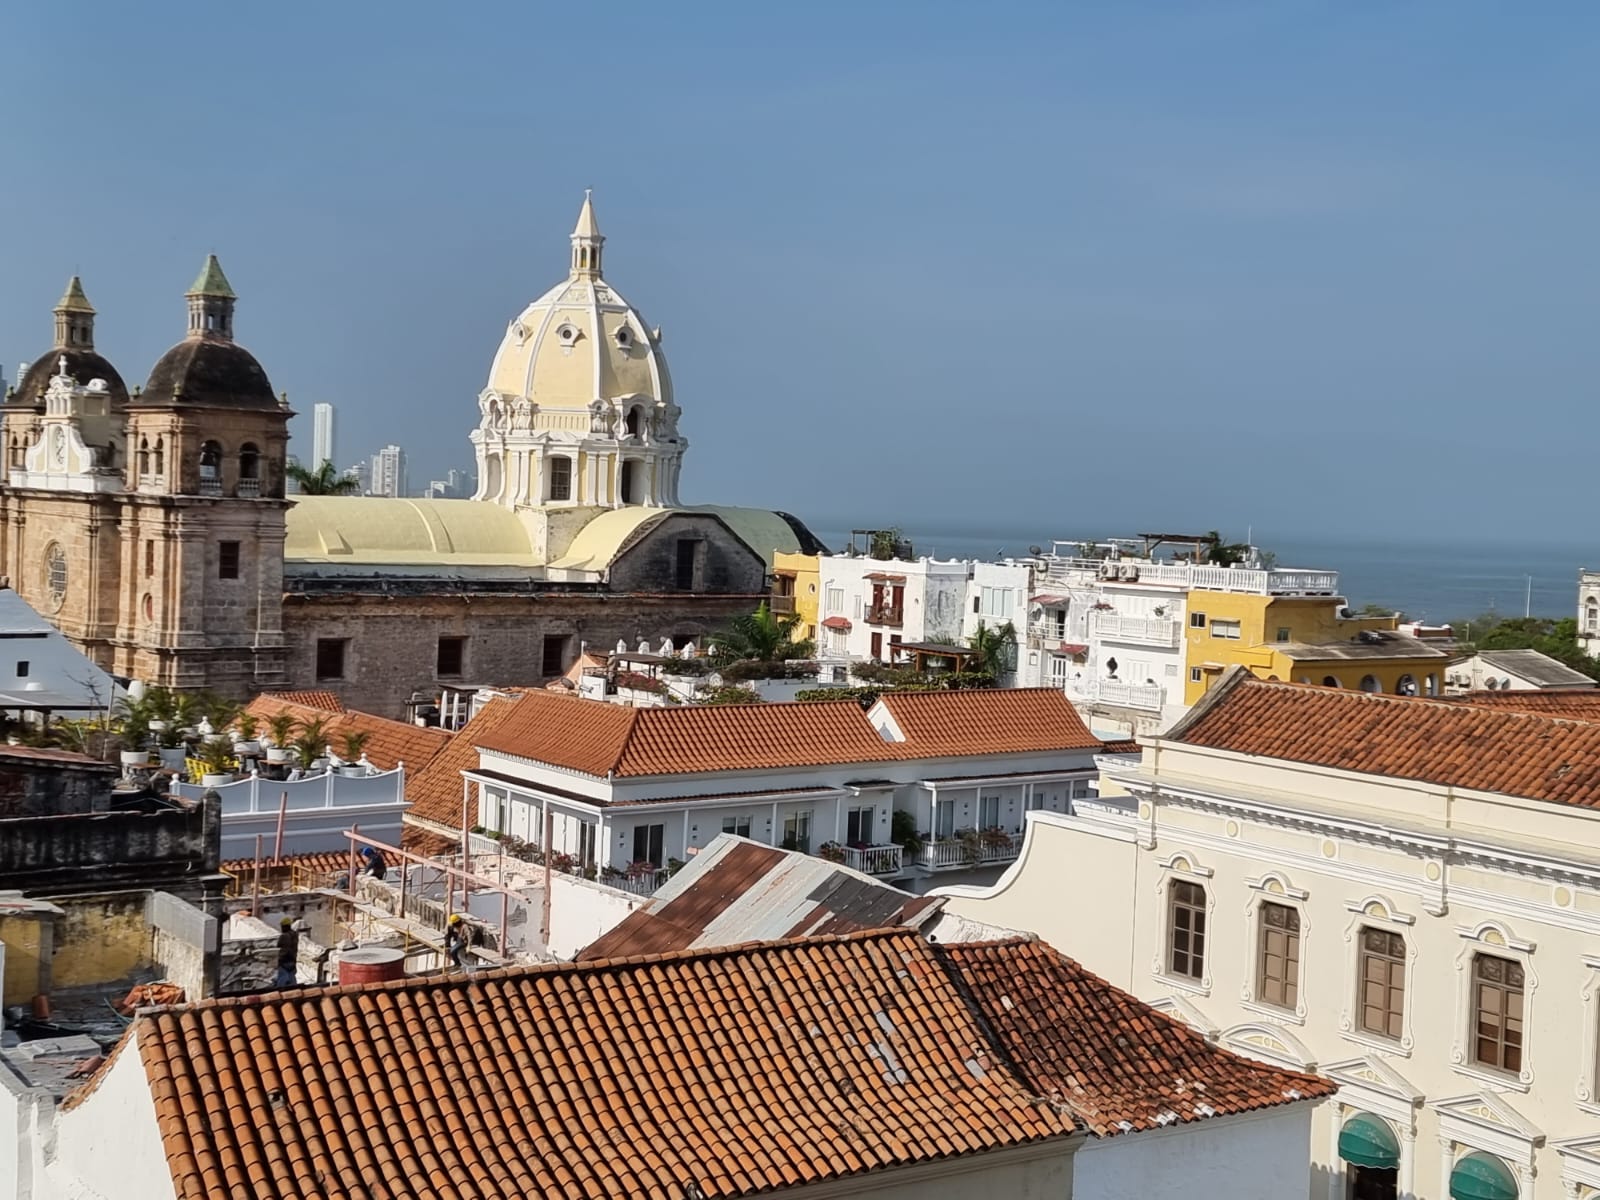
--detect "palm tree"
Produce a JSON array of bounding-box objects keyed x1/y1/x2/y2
[
  {"x1": 966, "y1": 620, "x2": 1017, "y2": 675},
  {"x1": 713, "y1": 602, "x2": 814, "y2": 663},
  {"x1": 287, "y1": 459, "x2": 361, "y2": 496}
]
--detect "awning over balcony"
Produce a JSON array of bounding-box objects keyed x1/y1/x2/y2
[
  {"x1": 865, "y1": 573, "x2": 906, "y2": 583},
  {"x1": 1031, "y1": 593, "x2": 1070, "y2": 606},
  {"x1": 822, "y1": 616, "x2": 852, "y2": 630},
  {"x1": 1056, "y1": 643, "x2": 1088, "y2": 655}
]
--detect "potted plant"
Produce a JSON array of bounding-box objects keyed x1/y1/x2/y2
[
  {"x1": 264, "y1": 713, "x2": 298, "y2": 764},
  {"x1": 817, "y1": 841, "x2": 847, "y2": 864},
  {"x1": 292, "y1": 716, "x2": 332, "y2": 770},
  {"x1": 958, "y1": 827, "x2": 984, "y2": 865},
  {"x1": 337, "y1": 730, "x2": 371, "y2": 775},
  {"x1": 232, "y1": 713, "x2": 261, "y2": 757},
  {"x1": 195, "y1": 736, "x2": 237, "y2": 787}
]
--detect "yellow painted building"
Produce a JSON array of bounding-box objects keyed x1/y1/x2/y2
[
  {"x1": 1182, "y1": 590, "x2": 1451, "y2": 704},
  {"x1": 771, "y1": 551, "x2": 820, "y2": 645}
]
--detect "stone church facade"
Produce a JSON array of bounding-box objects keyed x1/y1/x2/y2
[{"x1": 2, "y1": 199, "x2": 822, "y2": 713}]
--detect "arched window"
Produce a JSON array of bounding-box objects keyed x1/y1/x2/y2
[
  {"x1": 138, "y1": 437, "x2": 150, "y2": 477},
  {"x1": 239, "y1": 443, "x2": 259, "y2": 479},
  {"x1": 153, "y1": 437, "x2": 165, "y2": 477},
  {"x1": 1359, "y1": 675, "x2": 1381, "y2": 693},
  {"x1": 1322, "y1": 676, "x2": 1340, "y2": 688},
  {"x1": 1395, "y1": 674, "x2": 1417, "y2": 696},
  {"x1": 625, "y1": 407, "x2": 644, "y2": 438},
  {"x1": 1424, "y1": 673, "x2": 1438, "y2": 697},
  {"x1": 199, "y1": 440, "x2": 222, "y2": 492},
  {"x1": 1587, "y1": 600, "x2": 1598, "y2": 634}
]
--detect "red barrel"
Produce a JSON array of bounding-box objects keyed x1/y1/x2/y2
[{"x1": 338, "y1": 946, "x2": 407, "y2": 986}]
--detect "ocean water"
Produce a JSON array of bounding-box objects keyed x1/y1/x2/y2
[{"x1": 812, "y1": 527, "x2": 1590, "y2": 625}]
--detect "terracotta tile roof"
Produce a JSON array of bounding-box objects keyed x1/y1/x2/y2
[
  {"x1": 1442, "y1": 689, "x2": 1600, "y2": 719},
  {"x1": 219, "y1": 850, "x2": 355, "y2": 878},
  {"x1": 99, "y1": 930, "x2": 1327, "y2": 1199},
  {"x1": 936, "y1": 938, "x2": 1334, "y2": 1135},
  {"x1": 244, "y1": 695, "x2": 452, "y2": 774},
  {"x1": 1099, "y1": 739, "x2": 1141, "y2": 755},
  {"x1": 403, "y1": 696, "x2": 526, "y2": 830},
  {"x1": 400, "y1": 825, "x2": 458, "y2": 857},
  {"x1": 578, "y1": 836, "x2": 943, "y2": 960},
  {"x1": 476, "y1": 690, "x2": 895, "y2": 777},
  {"x1": 1169, "y1": 673, "x2": 1600, "y2": 806},
  {"x1": 877, "y1": 688, "x2": 1103, "y2": 755},
  {"x1": 476, "y1": 688, "x2": 1107, "y2": 780},
  {"x1": 261, "y1": 689, "x2": 344, "y2": 712}
]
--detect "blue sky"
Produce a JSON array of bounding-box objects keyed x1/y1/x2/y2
[{"x1": 4, "y1": 2, "x2": 1598, "y2": 542}]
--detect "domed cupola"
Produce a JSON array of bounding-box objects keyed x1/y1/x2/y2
[
  {"x1": 138, "y1": 255, "x2": 280, "y2": 411},
  {"x1": 472, "y1": 193, "x2": 686, "y2": 510},
  {"x1": 7, "y1": 276, "x2": 129, "y2": 411}
]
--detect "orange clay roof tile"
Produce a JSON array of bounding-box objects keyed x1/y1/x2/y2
[
  {"x1": 475, "y1": 688, "x2": 1104, "y2": 779},
  {"x1": 261, "y1": 689, "x2": 345, "y2": 712},
  {"x1": 403, "y1": 696, "x2": 527, "y2": 830},
  {"x1": 1172, "y1": 675, "x2": 1600, "y2": 806},
  {"x1": 103, "y1": 930, "x2": 1329, "y2": 1200},
  {"x1": 244, "y1": 695, "x2": 452, "y2": 775}
]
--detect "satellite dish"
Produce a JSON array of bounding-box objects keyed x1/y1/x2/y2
[{"x1": 1028, "y1": 544, "x2": 1043, "y2": 556}]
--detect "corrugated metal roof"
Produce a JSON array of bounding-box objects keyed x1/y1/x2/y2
[{"x1": 577, "y1": 835, "x2": 942, "y2": 960}]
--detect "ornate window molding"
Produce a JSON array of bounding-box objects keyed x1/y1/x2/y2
[
  {"x1": 1339, "y1": 895, "x2": 1418, "y2": 1058},
  {"x1": 1241, "y1": 872, "x2": 1310, "y2": 1023},
  {"x1": 1576, "y1": 955, "x2": 1600, "y2": 1114},
  {"x1": 1555, "y1": 1132, "x2": 1600, "y2": 1198},
  {"x1": 1450, "y1": 921, "x2": 1537, "y2": 1092},
  {"x1": 1151, "y1": 851, "x2": 1214, "y2": 997},
  {"x1": 1219, "y1": 1022, "x2": 1315, "y2": 1072},
  {"x1": 1434, "y1": 1092, "x2": 1543, "y2": 1200},
  {"x1": 1321, "y1": 1059, "x2": 1424, "y2": 1200}
]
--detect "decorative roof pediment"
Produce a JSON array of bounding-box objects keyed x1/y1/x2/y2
[
  {"x1": 1435, "y1": 1091, "x2": 1544, "y2": 1162},
  {"x1": 1220, "y1": 1022, "x2": 1316, "y2": 1070},
  {"x1": 1324, "y1": 1056, "x2": 1424, "y2": 1105},
  {"x1": 1555, "y1": 1133, "x2": 1600, "y2": 1190}
]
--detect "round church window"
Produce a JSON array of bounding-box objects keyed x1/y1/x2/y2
[{"x1": 43, "y1": 543, "x2": 68, "y2": 611}]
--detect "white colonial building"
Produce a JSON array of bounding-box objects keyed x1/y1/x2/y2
[
  {"x1": 936, "y1": 670, "x2": 1600, "y2": 1200},
  {"x1": 423, "y1": 686, "x2": 1117, "y2": 894}
]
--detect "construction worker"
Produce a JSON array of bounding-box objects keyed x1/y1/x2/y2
[
  {"x1": 274, "y1": 917, "x2": 299, "y2": 989},
  {"x1": 359, "y1": 845, "x2": 388, "y2": 882},
  {"x1": 444, "y1": 913, "x2": 472, "y2": 971}
]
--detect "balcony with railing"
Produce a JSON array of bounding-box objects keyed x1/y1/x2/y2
[
  {"x1": 914, "y1": 831, "x2": 1024, "y2": 871},
  {"x1": 1077, "y1": 679, "x2": 1165, "y2": 712},
  {"x1": 1037, "y1": 557, "x2": 1339, "y2": 597},
  {"x1": 838, "y1": 843, "x2": 904, "y2": 876},
  {"x1": 1090, "y1": 612, "x2": 1181, "y2": 647},
  {"x1": 769, "y1": 593, "x2": 796, "y2": 615},
  {"x1": 236, "y1": 477, "x2": 261, "y2": 498},
  {"x1": 865, "y1": 605, "x2": 904, "y2": 627},
  {"x1": 198, "y1": 477, "x2": 222, "y2": 496}
]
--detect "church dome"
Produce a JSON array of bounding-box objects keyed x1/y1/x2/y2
[
  {"x1": 484, "y1": 193, "x2": 673, "y2": 413},
  {"x1": 139, "y1": 338, "x2": 277, "y2": 410},
  {"x1": 11, "y1": 350, "x2": 129, "y2": 409},
  {"x1": 7, "y1": 276, "x2": 128, "y2": 409},
  {"x1": 136, "y1": 255, "x2": 280, "y2": 410}
]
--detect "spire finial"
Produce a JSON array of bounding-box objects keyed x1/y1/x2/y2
[{"x1": 570, "y1": 191, "x2": 605, "y2": 278}]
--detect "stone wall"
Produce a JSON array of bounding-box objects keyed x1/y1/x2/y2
[
  {"x1": 147, "y1": 889, "x2": 219, "y2": 1000},
  {"x1": 607, "y1": 512, "x2": 768, "y2": 594},
  {"x1": 0, "y1": 791, "x2": 221, "y2": 894},
  {"x1": 0, "y1": 750, "x2": 116, "y2": 818},
  {"x1": 282, "y1": 590, "x2": 762, "y2": 716}
]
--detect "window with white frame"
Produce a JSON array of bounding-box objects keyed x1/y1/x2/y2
[
  {"x1": 934, "y1": 797, "x2": 956, "y2": 840},
  {"x1": 1189, "y1": 667, "x2": 1203, "y2": 683},
  {"x1": 1471, "y1": 953, "x2": 1525, "y2": 1074},
  {"x1": 1049, "y1": 655, "x2": 1071, "y2": 687},
  {"x1": 1210, "y1": 619, "x2": 1241, "y2": 640},
  {"x1": 721, "y1": 815, "x2": 751, "y2": 839},
  {"x1": 1068, "y1": 779, "x2": 1091, "y2": 800},
  {"x1": 1450, "y1": 922, "x2": 1536, "y2": 1088},
  {"x1": 845, "y1": 806, "x2": 875, "y2": 845},
  {"x1": 1359, "y1": 927, "x2": 1407, "y2": 1041},
  {"x1": 825, "y1": 586, "x2": 844, "y2": 614},
  {"x1": 1190, "y1": 612, "x2": 1207, "y2": 628},
  {"x1": 827, "y1": 627, "x2": 848, "y2": 655},
  {"x1": 1168, "y1": 879, "x2": 1208, "y2": 981},
  {"x1": 782, "y1": 811, "x2": 812, "y2": 853},
  {"x1": 1257, "y1": 902, "x2": 1302, "y2": 1011},
  {"x1": 979, "y1": 587, "x2": 1015, "y2": 619}
]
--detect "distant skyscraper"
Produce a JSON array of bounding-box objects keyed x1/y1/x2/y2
[
  {"x1": 370, "y1": 444, "x2": 407, "y2": 498},
  {"x1": 312, "y1": 403, "x2": 335, "y2": 469}
]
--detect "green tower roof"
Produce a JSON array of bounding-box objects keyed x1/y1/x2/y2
[
  {"x1": 187, "y1": 254, "x2": 236, "y2": 299},
  {"x1": 55, "y1": 275, "x2": 95, "y2": 314}
]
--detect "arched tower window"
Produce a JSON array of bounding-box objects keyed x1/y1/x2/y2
[
  {"x1": 239, "y1": 443, "x2": 259, "y2": 479},
  {"x1": 138, "y1": 437, "x2": 150, "y2": 477},
  {"x1": 153, "y1": 437, "x2": 165, "y2": 477},
  {"x1": 625, "y1": 407, "x2": 645, "y2": 438},
  {"x1": 199, "y1": 441, "x2": 223, "y2": 494}
]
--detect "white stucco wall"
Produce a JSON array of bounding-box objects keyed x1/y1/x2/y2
[
  {"x1": 544, "y1": 873, "x2": 648, "y2": 960},
  {"x1": 1074, "y1": 1106, "x2": 1315, "y2": 1200},
  {"x1": 50, "y1": 1032, "x2": 175, "y2": 1200}
]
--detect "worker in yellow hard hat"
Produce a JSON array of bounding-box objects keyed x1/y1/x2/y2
[{"x1": 444, "y1": 913, "x2": 471, "y2": 971}]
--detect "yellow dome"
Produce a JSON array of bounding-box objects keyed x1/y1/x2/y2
[
  {"x1": 285, "y1": 497, "x2": 534, "y2": 565},
  {"x1": 485, "y1": 194, "x2": 672, "y2": 413}
]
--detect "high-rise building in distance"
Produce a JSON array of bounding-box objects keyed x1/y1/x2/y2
[
  {"x1": 370, "y1": 443, "x2": 407, "y2": 498},
  {"x1": 312, "y1": 402, "x2": 335, "y2": 469}
]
